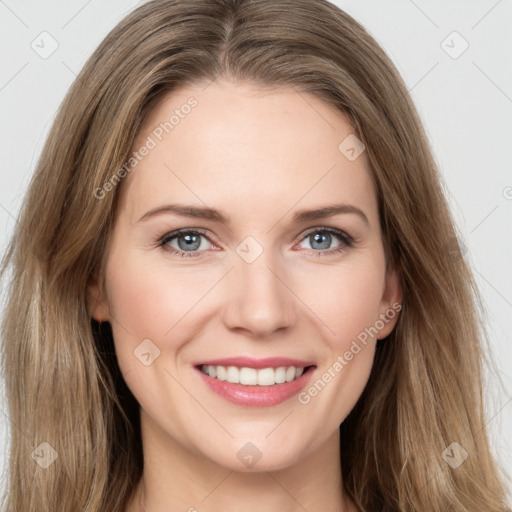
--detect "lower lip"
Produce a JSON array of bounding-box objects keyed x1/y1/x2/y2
[{"x1": 195, "y1": 366, "x2": 315, "y2": 407}]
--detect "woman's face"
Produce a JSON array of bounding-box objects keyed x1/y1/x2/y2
[{"x1": 88, "y1": 80, "x2": 401, "y2": 472}]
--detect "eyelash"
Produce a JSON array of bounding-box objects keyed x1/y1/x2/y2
[{"x1": 157, "y1": 227, "x2": 355, "y2": 259}]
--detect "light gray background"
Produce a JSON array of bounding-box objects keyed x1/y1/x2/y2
[{"x1": 0, "y1": 0, "x2": 510, "y2": 496}]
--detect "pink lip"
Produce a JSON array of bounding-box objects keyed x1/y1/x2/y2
[
  {"x1": 194, "y1": 363, "x2": 316, "y2": 408},
  {"x1": 194, "y1": 356, "x2": 315, "y2": 369}
]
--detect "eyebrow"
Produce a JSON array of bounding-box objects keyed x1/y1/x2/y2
[{"x1": 137, "y1": 203, "x2": 369, "y2": 226}]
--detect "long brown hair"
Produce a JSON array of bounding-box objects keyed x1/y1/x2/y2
[{"x1": 1, "y1": 0, "x2": 510, "y2": 510}]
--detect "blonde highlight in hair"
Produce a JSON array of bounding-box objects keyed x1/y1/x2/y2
[{"x1": 1, "y1": 0, "x2": 510, "y2": 510}]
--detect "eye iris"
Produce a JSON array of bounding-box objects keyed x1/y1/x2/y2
[
  {"x1": 171, "y1": 230, "x2": 339, "y2": 253},
  {"x1": 178, "y1": 233, "x2": 201, "y2": 251},
  {"x1": 310, "y1": 231, "x2": 332, "y2": 250}
]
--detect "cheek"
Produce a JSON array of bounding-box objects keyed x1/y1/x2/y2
[
  {"x1": 295, "y1": 257, "x2": 386, "y2": 348},
  {"x1": 102, "y1": 251, "x2": 212, "y2": 407},
  {"x1": 105, "y1": 250, "x2": 219, "y2": 339},
  {"x1": 294, "y1": 264, "x2": 383, "y2": 425},
  {"x1": 293, "y1": 257, "x2": 385, "y2": 416}
]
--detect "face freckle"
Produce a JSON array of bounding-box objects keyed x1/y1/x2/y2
[{"x1": 89, "y1": 79, "x2": 401, "y2": 474}]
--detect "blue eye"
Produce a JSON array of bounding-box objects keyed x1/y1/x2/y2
[
  {"x1": 159, "y1": 229, "x2": 212, "y2": 257},
  {"x1": 296, "y1": 227, "x2": 354, "y2": 256},
  {"x1": 158, "y1": 227, "x2": 354, "y2": 258}
]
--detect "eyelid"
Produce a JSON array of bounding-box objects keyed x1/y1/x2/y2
[
  {"x1": 158, "y1": 228, "x2": 217, "y2": 253},
  {"x1": 158, "y1": 225, "x2": 355, "y2": 257},
  {"x1": 292, "y1": 226, "x2": 355, "y2": 252},
  {"x1": 296, "y1": 225, "x2": 353, "y2": 243},
  {"x1": 159, "y1": 227, "x2": 215, "y2": 244}
]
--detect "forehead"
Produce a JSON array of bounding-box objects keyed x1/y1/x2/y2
[{"x1": 116, "y1": 80, "x2": 377, "y2": 225}]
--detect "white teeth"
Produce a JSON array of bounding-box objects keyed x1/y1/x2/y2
[
  {"x1": 216, "y1": 366, "x2": 227, "y2": 381},
  {"x1": 200, "y1": 364, "x2": 307, "y2": 386},
  {"x1": 274, "y1": 367, "x2": 286, "y2": 383},
  {"x1": 226, "y1": 366, "x2": 239, "y2": 383},
  {"x1": 257, "y1": 368, "x2": 275, "y2": 386},
  {"x1": 239, "y1": 367, "x2": 257, "y2": 385}
]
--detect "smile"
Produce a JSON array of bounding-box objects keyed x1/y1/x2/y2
[
  {"x1": 194, "y1": 363, "x2": 316, "y2": 407},
  {"x1": 200, "y1": 364, "x2": 309, "y2": 386}
]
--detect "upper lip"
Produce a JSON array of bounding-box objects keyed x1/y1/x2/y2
[{"x1": 195, "y1": 356, "x2": 316, "y2": 369}]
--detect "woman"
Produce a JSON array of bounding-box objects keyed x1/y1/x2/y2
[{"x1": 1, "y1": 0, "x2": 510, "y2": 510}]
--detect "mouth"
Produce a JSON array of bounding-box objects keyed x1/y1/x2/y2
[
  {"x1": 196, "y1": 364, "x2": 316, "y2": 386},
  {"x1": 193, "y1": 361, "x2": 317, "y2": 407}
]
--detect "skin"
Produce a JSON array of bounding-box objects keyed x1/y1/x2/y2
[{"x1": 87, "y1": 79, "x2": 402, "y2": 512}]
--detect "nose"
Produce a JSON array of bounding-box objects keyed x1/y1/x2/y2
[{"x1": 221, "y1": 252, "x2": 297, "y2": 338}]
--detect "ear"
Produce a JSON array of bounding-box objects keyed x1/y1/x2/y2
[
  {"x1": 86, "y1": 272, "x2": 110, "y2": 322},
  {"x1": 376, "y1": 263, "x2": 402, "y2": 340}
]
